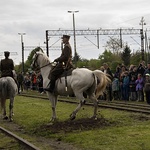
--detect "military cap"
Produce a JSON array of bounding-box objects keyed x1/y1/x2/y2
[
  {"x1": 62, "y1": 35, "x2": 70, "y2": 39},
  {"x1": 4, "y1": 51, "x2": 10, "y2": 54}
]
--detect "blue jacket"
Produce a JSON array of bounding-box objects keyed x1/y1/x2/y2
[{"x1": 123, "y1": 76, "x2": 130, "y2": 88}]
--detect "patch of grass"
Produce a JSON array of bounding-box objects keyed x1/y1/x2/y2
[
  {"x1": 3, "y1": 95, "x2": 150, "y2": 150},
  {"x1": 0, "y1": 131, "x2": 26, "y2": 150}
]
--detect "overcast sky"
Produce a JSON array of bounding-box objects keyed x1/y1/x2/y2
[{"x1": 0, "y1": 0, "x2": 150, "y2": 65}]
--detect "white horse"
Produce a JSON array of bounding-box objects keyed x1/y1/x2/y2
[
  {"x1": 0, "y1": 77, "x2": 18, "y2": 121},
  {"x1": 31, "y1": 52, "x2": 110, "y2": 122}
]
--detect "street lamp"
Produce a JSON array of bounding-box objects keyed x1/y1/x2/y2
[
  {"x1": 68, "y1": 10, "x2": 79, "y2": 67},
  {"x1": 18, "y1": 33, "x2": 26, "y2": 74}
]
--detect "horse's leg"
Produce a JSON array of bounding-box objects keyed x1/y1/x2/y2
[
  {"x1": 70, "y1": 92, "x2": 86, "y2": 120},
  {"x1": 2, "y1": 99, "x2": 8, "y2": 120},
  {"x1": 48, "y1": 94, "x2": 57, "y2": 122},
  {"x1": 9, "y1": 98, "x2": 14, "y2": 122},
  {"x1": 89, "y1": 93, "x2": 98, "y2": 119}
]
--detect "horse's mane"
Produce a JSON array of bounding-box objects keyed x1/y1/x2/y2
[{"x1": 37, "y1": 52, "x2": 51, "y2": 65}]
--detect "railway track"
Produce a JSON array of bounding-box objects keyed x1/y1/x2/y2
[
  {"x1": 20, "y1": 93, "x2": 150, "y2": 115},
  {"x1": 0, "y1": 125, "x2": 40, "y2": 150}
]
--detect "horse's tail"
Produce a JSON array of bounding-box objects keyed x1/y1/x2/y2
[
  {"x1": 92, "y1": 70, "x2": 111, "y2": 98},
  {"x1": 0, "y1": 79, "x2": 8, "y2": 109}
]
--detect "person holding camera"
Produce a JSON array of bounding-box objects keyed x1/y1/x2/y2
[{"x1": 137, "y1": 61, "x2": 146, "y2": 76}]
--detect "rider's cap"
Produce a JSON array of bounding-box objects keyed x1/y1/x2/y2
[
  {"x1": 4, "y1": 51, "x2": 10, "y2": 54},
  {"x1": 62, "y1": 35, "x2": 70, "y2": 39}
]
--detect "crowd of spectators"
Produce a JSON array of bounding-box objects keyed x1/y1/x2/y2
[
  {"x1": 15, "y1": 61, "x2": 150, "y2": 105},
  {"x1": 16, "y1": 71, "x2": 44, "y2": 94},
  {"x1": 99, "y1": 61, "x2": 150, "y2": 104}
]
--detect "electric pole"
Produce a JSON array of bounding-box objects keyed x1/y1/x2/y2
[
  {"x1": 18, "y1": 33, "x2": 26, "y2": 74},
  {"x1": 139, "y1": 16, "x2": 146, "y2": 61},
  {"x1": 68, "y1": 10, "x2": 79, "y2": 67}
]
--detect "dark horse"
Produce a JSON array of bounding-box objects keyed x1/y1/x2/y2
[{"x1": 0, "y1": 77, "x2": 18, "y2": 121}]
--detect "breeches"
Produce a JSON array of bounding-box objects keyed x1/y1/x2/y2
[{"x1": 48, "y1": 66, "x2": 64, "y2": 81}]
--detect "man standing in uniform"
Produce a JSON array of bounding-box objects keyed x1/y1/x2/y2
[
  {"x1": 0, "y1": 51, "x2": 14, "y2": 78},
  {"x1": 103, "y1": 63, "x2": 113, "y2": 101},
  {"x1": 44, "y1": 35, "x2": 72, "y2": 92}
]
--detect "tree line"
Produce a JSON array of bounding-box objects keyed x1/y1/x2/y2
[{"x1": 15, "y1": 37, "x2": 150, "y2": 74}]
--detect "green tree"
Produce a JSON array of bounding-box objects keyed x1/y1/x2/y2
[
  {"x1": 98, "y1": 49, "x2": 122, "y2": 73},
  {"x1": 105, "y1": 37, "x2": 125, "y2": 54},
  {"x1": 98, "y1": 49, "x2": 113, "y2": 62},
  {"x1": 25, "y1": 47, "x2": 44, "y2": 72},
  {"x1": 72, "y1": 52, "x2": 81, "y2": 63},
  {"x1": 77, "y1": 59, "x2": 89, "y2": 68},
  {"x1": 130, "y1": 50, "x2": 141, "y2": 66},
  {"x1": 121, "y1": 45, "x2": 131, "y2": 66},
  {"x1": 15, "y1": 47, "x2": 43, "y2": 73}
]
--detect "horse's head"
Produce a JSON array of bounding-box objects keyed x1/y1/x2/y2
[
  {"x1": 31, "y1": 52, "x2": 51, "y2": 71},
  {"x1": 31, "y1": 52, "x2": 41, "y2": 71}
]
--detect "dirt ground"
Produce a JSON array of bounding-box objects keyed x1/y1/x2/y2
[
  {"x1": 36, "y1": 116, "x2": 113, "y2": 134},
  {"x1": 1, "y1": 114, "x2": 149, "y2": 150},
  {"x1": 0, "y1": 115, "x2": 113, "y2": 150},
  {"x1": 0, "y1": 119, "x2": 80, "y2": 150}
]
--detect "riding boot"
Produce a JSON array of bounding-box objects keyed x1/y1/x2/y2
[{"x1": 44, "y1": 79, "x2": 55, "y2": 93}]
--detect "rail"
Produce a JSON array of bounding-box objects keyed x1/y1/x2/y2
[
  {"x1": 0, "y1": 126, "x2": 40, "y2": 150},
  {"x1": 20, "y1": 93, "x2": 150, "y2": 115}
]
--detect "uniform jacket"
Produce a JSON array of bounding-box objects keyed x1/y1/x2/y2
[
  {"x1": 48, "y1": 42, "x2": 72, "y2": 80},
  {"x1": 0, "y1": 58, "x2": 14, "y2": 77},
  {"x1": 55, "y1": 42, "x2": 72, "y2": 69},
  {"x1": 17, "y1": 73, "x2": 24, "y2": 83}
]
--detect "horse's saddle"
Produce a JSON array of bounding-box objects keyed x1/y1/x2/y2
[
  {"x1": 58, "y1": 68, "x2": 74, "y2": 87},
  {"x1": 60, "y1": 68, "x2": 74, "y2": 78}
]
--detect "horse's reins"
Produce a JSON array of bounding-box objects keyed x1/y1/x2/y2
[
  {"x1": 32, "y1": 53, "x2": 53, "y2": 71},
  {"x1": 38, "y1": 62, "x2": 52, "y2": 70}
]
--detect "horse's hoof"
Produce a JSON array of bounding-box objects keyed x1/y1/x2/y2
[
  {"x1": 47, "y1": 122, "x2": 54, "y2": 125},
  {"x1": 90, "y1": 116, "x2": 97, "y2": 120},
  {"x1": 3, "y1": 116, "x2": 9, "y2": 120},
  {"x1": 9, "y1": 118, "x2": 13, "y2": 122},
  {"x1": 70, "y1": 115, "x2": 76, "y2": 120},
  {"x1": 50, "y1": 118, "x2": 57, "y2": 123}
]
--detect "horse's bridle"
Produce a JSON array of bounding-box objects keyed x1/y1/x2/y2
[
  {"x1": 31, "y1": 53, "x2": 51, "y2": 71},
  {"x1": 32, "y1": 53, "x2": 39, "y2": 69}
]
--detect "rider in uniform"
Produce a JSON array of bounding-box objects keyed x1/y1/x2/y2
[
  {"x1": 0, "y1": 51, "x2": 14, "y2": 78},
  {"x1": 44, "y1": 34, "x2": 72, "y2": 92}
]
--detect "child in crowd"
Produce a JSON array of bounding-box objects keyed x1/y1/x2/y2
[
  {"x1": 135, "y1": 73, "x2": 144, "y2": 102},
  {"x1": 122, "y1": 71, "x2": 130, "y2": 101},
  {"x1": 144, "y1": 73, "x2": 150, "y2": 104},
  {"x1": 112, "y1": 75, "x2": 120, "y2": 100},
  {"x1": 129, "y1": 76, "x2": 137, "y2": 101}
]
